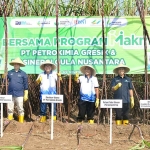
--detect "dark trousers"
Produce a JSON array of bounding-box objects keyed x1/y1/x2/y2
[
  {"x1": 40, "y1": 101, "x2": 57, "y2": 116},
  {"x1": 115, "y1": 103, "x2": 129, "y2": 120},
  {"x1": 77, "y1": 100, "x2": 95, "y2": 121}
]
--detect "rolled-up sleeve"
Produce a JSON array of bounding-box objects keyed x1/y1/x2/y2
[
  {"x1": 23, "y1": 73, "x2": 28, "y2": 90},
  {"x1": 128, "y1": 79, "x2": 133, "y2": 89},
  {"x1": 110, "y1": 78, "x2": 115, "y2": 88}
]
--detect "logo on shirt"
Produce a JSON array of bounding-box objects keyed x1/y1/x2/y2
[
  {"x1": 116, "y1": 80, "x2": 120, "y2": 82},
  {"x1": 18, "y1": 74, "x2": 22, "y2": 77},
  {"x1": 124, "y1": 80, "x2": 129, "y2": 82}
]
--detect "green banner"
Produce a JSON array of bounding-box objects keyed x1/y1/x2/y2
[{"x1": 0, "y1": 16, "x2": 150, "y2": 74}]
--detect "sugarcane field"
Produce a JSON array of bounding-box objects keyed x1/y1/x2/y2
[{"x1": 0, "y1": 0, "x2": 150, "y2": 150}]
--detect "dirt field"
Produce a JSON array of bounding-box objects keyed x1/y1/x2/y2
[{"x1": 0, "y1": 115, "x2": 150, "y2": 150}]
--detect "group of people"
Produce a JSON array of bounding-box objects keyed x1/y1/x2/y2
[{"x1": 5, "y1": 57, "x2": 134, "y2": 125}]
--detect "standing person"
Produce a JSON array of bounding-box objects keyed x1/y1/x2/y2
[
  {"x1": 36, "y1": 60, "x2": 61, "y2": 122},
  {"x1": 7, "y1": 57, "x2": 28, "y2": 123},
  {"x1": 75, "y1": 65, "x2": 99, "y2": 124},
  {"x1": 110, "y1": 64, "x2": 134, "y2": 125}
]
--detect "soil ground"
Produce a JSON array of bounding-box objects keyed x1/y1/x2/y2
[{"x1": 0, "y1": 115, "x2": 150, "y2": 150}]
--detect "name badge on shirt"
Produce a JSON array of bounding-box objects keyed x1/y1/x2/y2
[{"x1": 18, "y1": 74, "x2": 22, "y2": 77}]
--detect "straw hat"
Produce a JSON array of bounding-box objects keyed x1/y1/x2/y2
[
  {"x1": 113, "y1": 64, "x2": 130, "y2": 74},
  {"x1": 80, "y1": 65, "x2": 96, "y2": 76},
  {"x1": 40, "y1": 60, "x2": 56, "y2": 71},
  {"x1": 9, "y1": 57, "x2": 25, "y2": 67}
]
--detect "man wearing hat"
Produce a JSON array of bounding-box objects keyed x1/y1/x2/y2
[
  {"x1": 36, "y1": 60, "x2": 61, "y2": 122},
  {"x1": 110, "y1": 64, "x2": 134, "y2": 125},
  {"x1": 75, "y1": 65, "x2": 99, "y2": 124},
  {"x1": 7, "y1": 57, "x2": 28, "y2": 123}
]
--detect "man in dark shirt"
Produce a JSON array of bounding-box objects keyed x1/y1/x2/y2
[
  {"x1": 7, "y1": 57, "x2": 28, "y2": 123},
  {"x1": 111, "y1": 64, "x2": 134, "y2": 125}
]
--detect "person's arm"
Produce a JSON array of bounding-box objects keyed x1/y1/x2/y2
[
  {"x1": 23, "y1": 73, "x2": 28, "y2": 102},
  {"x1": 95, "y1": 87, "x2": 99, "y2": 99},
  {"x1": 94, "y1": 77, "x2": 99, "y2": 108},
  {"x1": 129, "y1": 89, "x2": 133, "y2": 97},
  {"x1": 129, "y1": 80, "x2": 134, "y2": 108},
  {"x1": 57, "y1": 72, "x2": 63, "y2": 83},
  {"x1": 36, "y1": 74, "x2": 42, "y2": 85},
  {"x1": 111, "y1": 78, "x2": 122, "y2": 92},
  {"x1": 23, "y1": 73, "x2": 28, "y2": 90},
  {"x1": 74, "y1": 73, "x2": 80, "y2": 83}
]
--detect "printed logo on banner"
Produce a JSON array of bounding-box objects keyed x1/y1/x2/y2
[
  {"x1": 91, "y1": 20, "x2": 101, "y2": 25},
  {"x1": 11, "y1": 19, "x2": 34, "y2": 28},
  {"x1": 107, "y1": 18, "x2": 127, "y2": 27},
  {"x1": 60, "y1": 20, "x2": 72, "y2": 26},
  {"x1": 11, "y1": 18, "x2": 53, "y2": 28},
  {"x1": 37, "y1": 20, "x2": 50, "y2": 26},
  {"x1": 15, "y1": 20, "x2": 32, "y2": 26},
  {"x1": 73, "y1": 19, "x2": 86, "y2": 25},
  {"x1": 54, "y1": 20, "x2": 72, "y2": 26}
]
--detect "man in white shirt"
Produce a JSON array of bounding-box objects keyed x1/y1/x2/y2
[
  {"x1": 75, "y1": 65, "x2": 99, "y2": 124},
  {"x1": 36, "y1": 60, "x2": 61, "y2": 122}
]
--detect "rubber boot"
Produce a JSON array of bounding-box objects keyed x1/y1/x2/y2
[
  {"x1": 53, "y1": 116, "x2": 57, "y2": 121},
  {"x1": 123, "y1": 120, "x2": 129, "y2": 125},
  {"x1": 40, "y1": 116, "x2": 46, "y2": 123},
  {"x1": 116, "y1": 120, "x2": 122, "y2": 125},
  {"x1": 8, "y1": 114, "x2": 13, "y2": 120},
  {"x1": 18, "y1": 115, "x2": 24, "y2": 123},
  {"x1": 77, "y1": 119, "x2": 83, "y2": 124},
  {"x1": 88, "y1": 120, "x2": 94, "y2": 124}
]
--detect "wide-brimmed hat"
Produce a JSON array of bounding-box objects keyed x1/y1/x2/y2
[
  {"x1": 113, "y1": 64, "x2": 130, "y2": 74},
  {"x1": 40, "y1": 60, "x2": 56, "y2": 71},
  {"x1": 80, "y1": 65, "x2": 96, "y2": 76},
  {"x1": 9, "y1": 57, "x2": 25, "y2": 67}
]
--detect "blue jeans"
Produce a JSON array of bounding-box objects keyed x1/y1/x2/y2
[{"x1": 40, "y1": 101, "x2": 57, "y2": 116}]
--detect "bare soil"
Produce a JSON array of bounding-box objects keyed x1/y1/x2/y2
[{"x1": 0, "y1": 115, "x2": 150, "y2": 150}]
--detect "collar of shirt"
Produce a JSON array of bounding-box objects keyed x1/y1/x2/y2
[
  {"x1": 117, "y1": 75, "x2": 127, "y2": 79},
  {"x1": 12, "y1": 69, "x2": 21, "y2": 73},
  {"x1": 44, "y1": 71, "x2": 52, "y2": 79},
  {"x1": 44, "y1": 71, "x2": 52, "y2": 75},
  {"x1": 84, "y1": 75, "x2": 92, "y2": 78},
  {"x1": 84, "y1": 75, "x2": 92, "y2": 83}
]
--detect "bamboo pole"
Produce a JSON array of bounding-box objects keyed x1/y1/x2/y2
[
  {"x1": 56, "y1": 0, "x2": 62, "y2": 121},
  {"x1": 4, "y1": 0, "x2": 8, "y2": 117},
  {"x1": 101, "y1": 0, "x2": 108, "y2": 124},
  {"x1": 68, "y1": 75, "x2": 71, "y2": 121},
  {"x1": 97, "y1": 0, "x2": 108, "y2": 125},
  {"x1": 135, "y1": 0, "x2": 149, "y2": 124}
]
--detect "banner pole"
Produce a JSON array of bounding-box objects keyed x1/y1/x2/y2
[
  {"x1": 136, "y1": 0, "x2": 149, "y2": 124},
  {"x1": 98, "y1": 0, "x2": 107, "y2": 125},
  {"x1": 4, "y1": 0, "x2": 8, "y2": 119},
  {"x1": 1, "y1": 103, "x2": 3, "y2": 138},
  {"x1": 110, "y1": 108, "x2": 112, "y2": 144},
  {"x1": 51, "y1": 103, "x2": 54, "y2": 140},
  {"x1": 56, "y1": 0, "x2": 62, "y2": 122}
]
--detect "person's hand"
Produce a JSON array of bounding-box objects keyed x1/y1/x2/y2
[
  {"x1": 74, "y1": 73, "x2": 79, "y2": 82},
  {"x1": 130, "y1": 97, "x2": 134, "y2": 108},
  {"x1": 57, "y1": 72, "x2": 62, "y2": 81},
  {"x1": 2, "y1": 73, "x2": 7, "y2": 79},
  {"x1": 95, "y1": 98, "x2": 99, "y2": 108},
  {"x1": 23, "y1": 90, "x2": 28, "y2": 102},
  {"x1": 36, "y1": 75, "x2": 42, "y2": 84},
  {"x1": 113, "y1": 83, "x2": 122, "y2": 91}
]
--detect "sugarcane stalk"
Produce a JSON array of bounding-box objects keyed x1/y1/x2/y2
[
  {"x1": 56, "y1": 0, "x2": 62, "y2": 122},
  {"x1": 68, "y1": 75, "x2": 71, "y2": 121}
]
